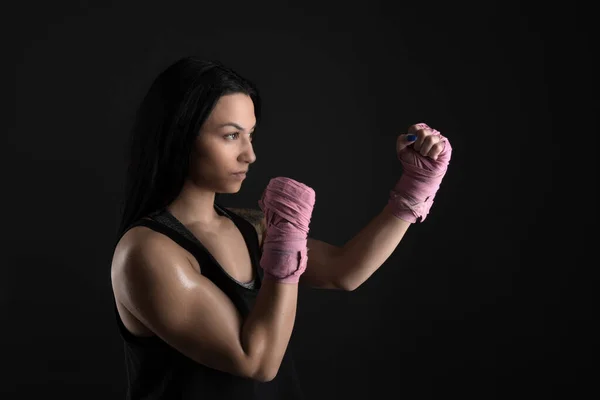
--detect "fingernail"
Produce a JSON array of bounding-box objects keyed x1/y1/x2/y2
[{"x1": 407, "y1": 135, "x2": 417, "y2": 141}]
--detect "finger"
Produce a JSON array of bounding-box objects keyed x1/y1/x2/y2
[
  {"x1": 429, "y1": 130, "x2": 447, "y2": 160},
  {"x1": 397, "y1": 133, "x2": 417, "y2": 153},
  {"x1": 408, "y1": 122, "x2": 430, "y2": 134},
  {"x1": 419, "y1": 134, "x2": 440, "y2": 157},
  {"x1": 412, "y1": 129, "x2": 429, "y2": 152},
  {"x1": 428, "y1": 141, "x2": 445, "y2": 160},
  {"x1": 408, "y1": 123, "x2": 433, "y2": 151}
]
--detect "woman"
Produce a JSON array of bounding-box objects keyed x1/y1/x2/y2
[{"x1": 110, "y1": 56, "x2": 452, "y2": 399}]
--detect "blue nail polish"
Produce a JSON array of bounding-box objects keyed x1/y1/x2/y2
[{"x1": 407, "y1": 134, "x2": 417, "y2": 141}]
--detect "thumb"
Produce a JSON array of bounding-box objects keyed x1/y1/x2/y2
[{"x1": 396, "y1": 134, "x2": 417, "y2": 153}]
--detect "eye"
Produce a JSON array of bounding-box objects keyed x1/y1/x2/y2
[{"x1": 224, "y1": 132, "x2": 254, "y2": 141}]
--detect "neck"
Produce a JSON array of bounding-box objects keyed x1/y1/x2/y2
[{"x1": 166, "y1": 179, "x2": 221, "y2": 227}]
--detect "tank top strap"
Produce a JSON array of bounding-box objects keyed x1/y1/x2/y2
[
  {"x1": 146, "y1": 205, "x2": 263, "y2": 290},
  {"x1": 128, "y1": 215, "x2": 202, "y2": 261}
]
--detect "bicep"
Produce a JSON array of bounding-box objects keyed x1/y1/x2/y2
[{"x1": 117, "y1": 237, "x2": 256, "y2": 378}]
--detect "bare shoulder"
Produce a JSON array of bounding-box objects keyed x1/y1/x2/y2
[
  {"x1": 111, "y1": 224, "x2": 191, "y2": 293},
  {"x1": 110, "y1": 223, "x2": 264, "y2": 379},
  {"x1": 113, "y1": 224, "x2": 183, "y2": 265}
]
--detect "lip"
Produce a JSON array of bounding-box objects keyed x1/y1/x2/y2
[{"x1": 232, "y1": 172, "x2": 247, "y2": 179}]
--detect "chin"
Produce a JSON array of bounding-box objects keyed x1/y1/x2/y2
[{"x1": 220, "y1": 183, "x2": 243, "y2": 194}]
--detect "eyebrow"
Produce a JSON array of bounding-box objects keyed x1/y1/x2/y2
[{"x1": 217, "y1": 122, "x2": 256, "y2": 131}]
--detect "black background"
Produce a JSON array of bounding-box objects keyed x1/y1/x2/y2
[{"x1": 7, "y1": 1, "x2": 597, "y2": 398}]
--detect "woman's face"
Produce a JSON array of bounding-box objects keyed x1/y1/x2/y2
[{"x1": 188, "y1": 93, "x2": 257, "y2": 193}]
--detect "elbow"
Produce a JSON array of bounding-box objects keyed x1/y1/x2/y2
[
  {"x1": 253, "y1": 370, "x2": 277, "y2": 383},
  {"x1": 251, "y1": 365, "x2": 279, "y2": 382},
  {"x1": 343, "y1": 283, "x2": 360, "y2": 292},
  {"x1": 332, "y1": 257, "x2": 361, "y2": 291},
  {"x1": 336, "y1": 277, "x2": 360, "y2": 292},
  {"x1": 245, "y1": 353, "x2": 281, "y2": 382}
]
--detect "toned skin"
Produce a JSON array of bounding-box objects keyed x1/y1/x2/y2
[{"x1": 111, "y1": 93, "x2": 444, "y2": 382}]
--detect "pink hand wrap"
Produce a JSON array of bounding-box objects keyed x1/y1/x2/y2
[
  {"x1": 258, "y1": 177, "x2": 316, "y2": 284},
  {"x1": 388, "y1": 127, "x2": 452, "y2": 223}
]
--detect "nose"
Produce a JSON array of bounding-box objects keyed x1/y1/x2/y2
[{"x1": 239, "y1": 137, "x2": 256, "y2": 164}]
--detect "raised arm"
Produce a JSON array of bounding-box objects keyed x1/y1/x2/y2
[
  {"x1": 111, "y1": 230, "x2": 297, "y2": 382},
  {"x1": 228, "y1": 123, "x2": 453, "y2": 292}
]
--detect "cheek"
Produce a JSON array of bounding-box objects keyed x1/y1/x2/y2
[{"x1": 191, "y1": 145, "x2": 229, "y2": 175}]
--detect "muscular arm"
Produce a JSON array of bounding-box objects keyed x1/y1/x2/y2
[
  {"x1": 227, "y1": 205, "x2": 411, "y2": 291},
  {"x1": 112, "y1": 229, "x2": 297, "y2": 382}
]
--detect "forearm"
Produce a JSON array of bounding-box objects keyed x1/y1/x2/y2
[
  {"x1": 241, "y1": 278, "x2": 298, "y2": 381},
  {"x1": 336, "y1": 203, "x2": 411, "y2": 291}
]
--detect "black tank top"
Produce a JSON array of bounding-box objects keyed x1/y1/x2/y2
[{"x1": 113, "y1": 203, "x2": 304, "y2": 399}]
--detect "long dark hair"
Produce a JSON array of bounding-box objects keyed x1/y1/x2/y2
[{"x1": 115, "y1": 56, "x2": 262, "y2": 241}]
